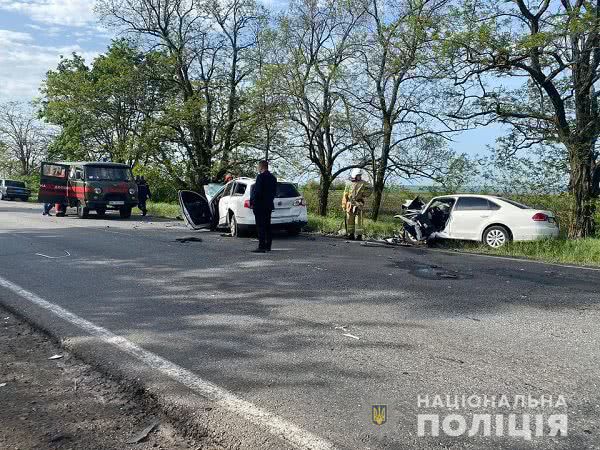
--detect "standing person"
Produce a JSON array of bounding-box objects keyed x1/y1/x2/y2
[
  {"x1": 341, "y1": 168, "x2": 372, "y2": 241},
  {"x1": 137, "y1": 176, "x2": 152, "y2": 216},
  {"x1": 250, "y1": 160, "x2": 277, "y2": 253}
]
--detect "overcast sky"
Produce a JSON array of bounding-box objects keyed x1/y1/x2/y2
[{"x1": 0, "y1": 0, "x2": 501, "y2": 157}]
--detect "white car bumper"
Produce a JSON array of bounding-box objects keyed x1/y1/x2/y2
[{"x1": 513, "y1": 223, "x2": 560, "y2": 241}]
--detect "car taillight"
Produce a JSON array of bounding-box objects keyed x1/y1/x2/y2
[
  {"x1": 294, "y1": 197, "x2": 306, "y2": 206},
  {"x1": 532, "y1": 212, "x2": 548, "y2": 222},
  {"x1": 243, "y1": 199, "x2": 251, "y2": 208}
]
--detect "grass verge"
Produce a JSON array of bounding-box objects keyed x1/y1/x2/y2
[
  {"x1": 146, "y1": 201, "x2": 181, "y2": 219},
  {"x1": 458, "y1": 238, "x2": 600, "y2": 267}
]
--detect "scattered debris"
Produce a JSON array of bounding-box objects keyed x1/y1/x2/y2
[
  {"x1": 342, "y1": 333, "x2": 360, "y2": 340},
  {"x1": 175, "y1": 236, "x2": 203, "y2": 243},
  {"x1": 334, "y1": 325, "x2": 348, "y2": 331},
  {"x1": 48, "y1": 354, "x2": 63, "y2": 360},
  {"x1": 0, "y1": 382, "x2": 7, "y2": 387},
  {"x1": 125, "y1": 420, "x2": 160, "y2": 444},
  {"x1": 35, "y1": 251, "x2": 71, "y2": 259}
]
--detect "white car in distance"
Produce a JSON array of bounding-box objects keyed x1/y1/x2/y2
[
  {"x1": 402, "y1": 194, "x2": 559, "y2": 248},
  {"x1": 179, "y1": 177, "x2": 308, "y2": 237}
]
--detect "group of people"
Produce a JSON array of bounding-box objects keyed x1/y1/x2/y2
[{"x1": 247, "y1": 162, "x2": 372, "y2": 252}]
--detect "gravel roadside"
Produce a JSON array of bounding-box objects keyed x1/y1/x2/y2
[{"x1": 0, "y1": 307, "x2": 215, "y2": 450}]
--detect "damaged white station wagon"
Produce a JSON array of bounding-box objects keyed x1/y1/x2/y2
[{"x1": 397, "y1": 194, "x2": 559, "y2": 248}]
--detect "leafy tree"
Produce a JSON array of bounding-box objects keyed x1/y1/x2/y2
[
  {"x1": 41, "y1": 40, "x2": 166, "y2": 165},
  {"x1": 350, "y1": 0, "x2": 461, "y2": 220},
  {"x1": 445, "y1": 0, "x2": 600, "y2": 237},
  {"x1": 276, "y1": 0, "x2": 367, "y2": 216}
]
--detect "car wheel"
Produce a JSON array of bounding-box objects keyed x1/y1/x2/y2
[
  {"x1": 21, "y1": 197, "x2": 29, "y2": 202},
  {"x1": 287, "y1": 225, "x2": 302, "y2": 236},
  {"x1": 483, "y1": 225, "x2": 510, "y2": 248},
  {"x1": 230, "y1": 214, "x2": 239, "y2": 237},
  {"x1": 0, "y1": 192, "x2": 3, "y2": 200},
  {"x1": 119, "y1": 207, "x2": 132, "y2": 219},
  {"x1": 77, "y1": 202, "x2": 89, "y2": 219},
  {"x1": 96, "y1": 208, "x2": 106, "y2": 217}
]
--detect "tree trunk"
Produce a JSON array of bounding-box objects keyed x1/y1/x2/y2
[
  {"x1": 568, "y1": 141, "x2": 596, "y2": 238},
  {"x1": 318, "y1": 175, "x2": 332, "y2": 217},
  {"x1": 370, "y1": 178, "x2": 385, "y2": 221}
]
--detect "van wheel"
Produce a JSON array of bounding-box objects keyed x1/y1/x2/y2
[
  {"x1": 483, "y1": 225, "x2": 510, "y2": 248},
  {"x1": 77, "y1": 202, "x2": 89, "y2": 219},
  {"x1": 119, "y1": 207, "x2": 132, "y2": 219}
]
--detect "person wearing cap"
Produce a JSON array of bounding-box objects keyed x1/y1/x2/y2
[{"x1": 341, "y1": 168, "x2": 372, "y2": 241}]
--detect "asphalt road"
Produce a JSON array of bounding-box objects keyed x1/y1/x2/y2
[{"x1": 1, "y1": 200, "x2": 599, "y2": 449}]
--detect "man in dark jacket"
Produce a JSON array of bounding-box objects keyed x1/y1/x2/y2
[
  {"x1": 137, "y1": 176, "x2": 152, "y2": 216},
  {"x1": 250, "y1": 160, "x2": 277, "y2": 253}
]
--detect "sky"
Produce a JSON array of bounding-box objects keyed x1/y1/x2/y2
[{"x1": 0, "y1": 0, "x2": 502, "y2": 158}]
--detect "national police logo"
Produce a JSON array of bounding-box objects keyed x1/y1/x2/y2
[{"x1": 372, "y1": 404, "x2": 387, "y2": 426}]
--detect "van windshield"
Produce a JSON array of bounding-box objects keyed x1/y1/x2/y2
[{"x1": 86, "y1": 166, "x2": 132, "y2": 182}]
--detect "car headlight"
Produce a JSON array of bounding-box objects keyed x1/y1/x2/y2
[
  {"x1": 94, "y1": 188, "x2": 102, "y2": 194},
  {"x1": 129, "y1": 188, "x2": 135, "y2": 195}
]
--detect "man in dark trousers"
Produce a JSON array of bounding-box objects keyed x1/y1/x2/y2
[
  {"x1": 137, "y1": 176, "x2": 152, "y2": 216},
  {"x1": 250, "y1": 160, "x2": 277, "y2": 253}
]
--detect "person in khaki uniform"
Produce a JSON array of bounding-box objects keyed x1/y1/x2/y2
[{"x1": 341, "y1": 168, "x2": 372, "y2": 240}]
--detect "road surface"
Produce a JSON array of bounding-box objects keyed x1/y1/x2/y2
[{"x1": 0, "y1": 200, "x2": 598, "y2": 449}]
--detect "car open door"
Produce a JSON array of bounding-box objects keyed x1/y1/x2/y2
[
  {"x1": 38, "y1": 162, "x2": 69, "y2": 204},
  {"x1": 178, "y1": 190, "x2": 213, "y2": 230}
]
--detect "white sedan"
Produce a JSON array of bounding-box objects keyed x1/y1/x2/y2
[
  {"x1": 398, "y1": 194, "x2": 559, "y2": 248},
  {"x1": 179, "y1": 177, "x2": 308, "y2": 236}
]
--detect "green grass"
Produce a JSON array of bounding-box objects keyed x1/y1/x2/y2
[
  {"x1": 306, "y1": 213, "x2": 399, "y2": 238},
  {"x1": 458, "y1": 238, "x2": 600, "y2": 266},
  {"x1": 146, "y1": 201, "x2": 181, "y2": 219}
]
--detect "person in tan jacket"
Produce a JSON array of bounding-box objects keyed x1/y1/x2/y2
[{"x1": 341, "y1": 169, "x2": 372, "y2": 240}]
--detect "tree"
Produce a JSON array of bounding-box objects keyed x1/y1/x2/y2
[
  {"x1": 96, "y1": 0, "x2": 265, "y2": 192},
  {"x1": 351, "y1": 0, "x2": 457, "y2": 220},
  {"x1": 41, "y1": 40, "x2": 166, "y2": 165},
  {"x1": 445, "y1": 0, "x2": 600, "y2": 237},
  {"x1": 277, "y1": 0, "x2": 367, "y2": 216},
  {"x1": 0, "y1": 102, "x2": 50, "y2": 176}
]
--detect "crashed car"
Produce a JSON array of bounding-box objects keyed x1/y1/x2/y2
[
  {"x1": 179, "y1": 177, "x2": 308, "y2": 236},
  {"x1": 396, "y1": 194, "x2": 559, "y2": 248}
]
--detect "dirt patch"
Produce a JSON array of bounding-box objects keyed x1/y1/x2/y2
[
  {"x1": 0, "y1": 308, "x2": 214, "y2": 450},
  {"x1": 391, "y1": 259, "x2": 474, "y2": 280}
]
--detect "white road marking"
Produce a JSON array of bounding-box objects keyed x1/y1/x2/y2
[
  {"x1": 35, "y1": 251, "x2": 71, "y2": 259},
  {"x1": 0, "y1": 275, "x2": 335, "y2": 450}
]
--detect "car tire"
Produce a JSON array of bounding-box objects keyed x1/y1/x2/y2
[
  {"x1": 119, "y1": 207, "x2": 132, "y2": 219},
  {"x1": 287, "y1": 225, "x2": 302, "y2": 236},
  {"x1": 21, "y1": 197, "x2": 29, "y2": 202},
  {"x1": 230, "y1": 213, "x2": 240, "y2": 237},
  {"x1": 483, "y1": 225, "x2": 510, "y2": 248},
  {"x1": 96, "y1": 208, "x2": 106, "y2": 217},
  {"x1": 0, "y1": 192, "x2": 3, "y2": 200},
  {"x1": 77, "y1": 202, "x2": 89, "y2": 219}
]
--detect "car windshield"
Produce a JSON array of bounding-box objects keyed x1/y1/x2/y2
[
  {"x1": 5, "y1": 180, "x2": 25, "y2": 188},
  {"x1": 86, "y1": 166, "x2": 132, "y2": 181},
  {"x1": 496, "y1": 197, "x2": 531, "y2": 209},
  {"x1": 276, "y1": 183, "x2": 300, "y2": 198}
]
